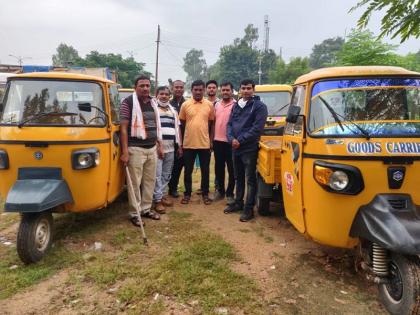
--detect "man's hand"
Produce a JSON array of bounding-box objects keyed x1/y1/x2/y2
[
  {"x1": 177, "y1": 146, "x2": 183, "y2": 158},
  {"x1": 120, "y1": 152, "x2": 129, "y2": 167},
  {"x1": 232, "y1": 139, "x2": 240, "y2": 149},
  {"x1": 158, "y1": 145, "x2": 164, "y2": 160}
]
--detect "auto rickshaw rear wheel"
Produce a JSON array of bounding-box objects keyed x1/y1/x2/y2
[
  {"x1": 17, "y1": 212, "x2": 53, "y2": 264},
  {"x1": 378, "y1": 253, "x2": 420, "y2": 315},
  {"x1": 257, "y1": 197, "x2": 271, "y2": 216}
]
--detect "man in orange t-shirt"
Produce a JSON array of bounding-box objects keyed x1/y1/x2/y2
[{"x1": 179, "y1": 80, "x2": 215, "y2": 205}]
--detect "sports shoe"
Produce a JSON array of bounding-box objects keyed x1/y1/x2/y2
[
  {"x1": 224, "y1": 203, "x2": 243, "y2": 214},
  {"x1": 213, "y1": 191, "x2": 225, "y2": 201},
  {"x1": 226, "y1": 196, "x2": 235, "y2": 205}
]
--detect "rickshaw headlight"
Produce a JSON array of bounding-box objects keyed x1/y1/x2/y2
[
  {"x1": 328, "y1": 170, "x2": 349, "y2": 191},
  {"x1": 313, "y1": 161, "x2": 364, "y2": 195},
  {"x1": 72, "y1": 148, "x2": 99, "y2": 170},
  {"x1": 0, "y1": 150, "x2": 9, "y2": 169}
]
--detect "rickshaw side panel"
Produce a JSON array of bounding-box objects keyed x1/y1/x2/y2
[{"x1": 257, "y1": 139, "x2": 282, "y2": 185}]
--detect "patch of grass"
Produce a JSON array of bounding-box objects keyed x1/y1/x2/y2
[
  {"x1": 117, "y1": 234, "x2": 260, "y2": 314},
  {"x1": 238, "y1": 228, "x2": 251, "y2": 233},
  {"x1": 0, "y1": 245, "x2": 81, "y2": 299}
]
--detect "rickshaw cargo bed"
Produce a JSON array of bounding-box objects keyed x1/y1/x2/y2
[{"x1": 257, "y1": 140, "x2": 282, "y2": 184}]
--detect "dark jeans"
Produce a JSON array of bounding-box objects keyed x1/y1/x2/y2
[
  {"x1": 213, "y1": 140, "x2": 235, "y2": 197},
  {"x1": 233, "y1": 150, "x2": 258, "y2": 211},
  {"x1": 183, "y1": 149, "x2": 211, "y2": 196},
  {"x1": 168, "y1": 151, "x2": 184, "y2": 193}
]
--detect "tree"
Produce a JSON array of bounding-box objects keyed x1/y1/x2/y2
[
  {"x1": 268, "y1": 56, "x2": 311, "y2": 84},
  {"x1": 83, "y1": 51, "x2": 151, "y2": 88},
  {"x1": 183, "y1": 49, "x2": 208, "y2": 87},
  {"x1": 52, "y1": 43, "x2": 83, "y2": 66},
  {"x1": 335, "y1": 29, "x2": 401, "y2": 66},
  {"x1": 242, "y1": 24, "x2": 259, "y2": 48},
  {"x1": 309, "y1": 37, "x2": 345, "y2": 69},
  {"x1": 350, "y1": 0, "x2": 420, "y2": 43}
]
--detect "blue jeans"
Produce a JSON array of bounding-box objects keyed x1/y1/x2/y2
[
  {"x1": 233, "y1": 150, "x2": 258, "y2": 211},
  {"x1": 153, "y1": 151, "x2": 175, "y2": 202}
]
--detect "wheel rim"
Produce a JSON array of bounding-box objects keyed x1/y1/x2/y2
[
  {"x1": 384, "y1": 261, "x2": 403, "y2": 303},
  {"x1": 35, "y1": 218, "x2": 51, "y2": 252}
]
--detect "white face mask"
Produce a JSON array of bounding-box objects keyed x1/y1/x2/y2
[
  {"x1": 157, "y1": 99, "x2": 170, "y2": 107},
  {"x1": 238, "y1": 98, "x2": 247, "y2": 108}
]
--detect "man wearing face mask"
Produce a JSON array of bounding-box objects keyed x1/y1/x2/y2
[
  {"x1": 225, "y1": 79, "x2": 268, "y2": 222},
  {"x1": 153, "y1": 86, "x2": 182, "y2": 214}
]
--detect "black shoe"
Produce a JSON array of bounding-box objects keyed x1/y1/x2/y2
[
  {"x1": 239, "y1": 210, "x2": 254, "y2": 222},
  {"x1": 224, "y1": 203, "x2": 243, "y2": 214},
  {"x1": 169, "y1": 190, "x2": 179, "y2": 198}
]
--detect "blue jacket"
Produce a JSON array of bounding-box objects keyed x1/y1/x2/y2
[{"x1": 227, "y1": 95, "x2": 268, "y2": 155}]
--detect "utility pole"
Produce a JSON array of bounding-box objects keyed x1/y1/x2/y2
[
  {"x1": 263, "y1": 15, "x2": 270, "y2": 52},
  {"x1": 8, "y1": 54, "x2": 32, "y2": 67},
  {"x1": 258, "y1": 53, "x2": 262, "y2": 85},
  {"x1": 154, "y1": 25, "x2": 161, "y2": 91}
]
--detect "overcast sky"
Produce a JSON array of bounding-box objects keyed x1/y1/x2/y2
[{"x1": 1, "y1": 0, "x2": 419, "y2": 85}]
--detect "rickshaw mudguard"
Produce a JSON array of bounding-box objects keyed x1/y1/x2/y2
[
  {"x1": 4, "y1": 168, "x2": 74, "y2": 213},
  {"x1": 350, "y1": 194, "x2": 420, "y2": 255}
]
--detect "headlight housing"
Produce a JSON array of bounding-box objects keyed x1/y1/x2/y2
[
  {"x1": 313, "y1": 160, "x2": 364, "y2": 195},
  {"x1": 72, "y1": 148, "x2": 100, "y2": 170},
  {"x1": 0, "y1": 150, "x2": 9, "y2": 169}
]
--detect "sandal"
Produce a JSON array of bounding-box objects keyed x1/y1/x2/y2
[
  {"x1": 202, "y1": 195, "x2": 212, "y2": 205},
  {"x1": 130, "y1": 216, "x2": 145, "y2": 227},
  {"x1": 181, "y1": 195, "x2": 190, "y2": 204},
  {"x1": 141, "y1": 210, "x2": 161, "y2": 220}
]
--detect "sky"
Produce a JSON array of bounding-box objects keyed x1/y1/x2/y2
[{"x1": 0, "y1": 0, "x2": 419, "y2": 86}]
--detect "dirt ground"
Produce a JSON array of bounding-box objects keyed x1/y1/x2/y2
[{"x1": 0, "y1": 189, "x2": 387, "y2": 315}]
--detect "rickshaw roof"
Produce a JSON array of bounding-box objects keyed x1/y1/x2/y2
[
  {"x1": 255, "y1": 84, "x2": 293, "y2": 93},
  {"x1": 118, "y1": 88, "x2": 134, "y2": 92},
  {"x1": 8, "y1": 72, "x2": 114, "y2": 84},
  {"x1": 295, "y1": 66, "x2": 420, "y2": 84}
]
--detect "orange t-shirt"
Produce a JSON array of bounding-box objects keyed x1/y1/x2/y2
[{"x1": 179, "y1": 98, "x2": 215, "y2": 149}]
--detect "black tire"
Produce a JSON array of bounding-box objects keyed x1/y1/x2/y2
[
  {"x1": 17, "y1": 212, "x2": 53, "y2": 264},
  {"x1": 257, "y1": 197, "x2": 271, "y2": 216},
  {"x1": 378, "y1": 253, "x2": 420, "y2": 315}
]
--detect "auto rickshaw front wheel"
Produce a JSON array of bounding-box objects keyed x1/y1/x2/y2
[
  {"x1": 17, "y1": 212, "x2": 53, "y2": 264},
  {"x1": 378, "y1": 253, "x2": 420, "y2": 315}
]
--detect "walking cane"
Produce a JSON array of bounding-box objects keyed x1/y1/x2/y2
[{"x1": 125, "y1": 166, "x2": 148, "y2": 245}]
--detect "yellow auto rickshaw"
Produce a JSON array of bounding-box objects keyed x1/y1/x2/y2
[
  {"x1": 118, "y1": 88, "x2": 134, "y2": 101},
  {"x1": 0, "y1": 72, "x2": 124, "y2": 263},
  {"x1": 258, "y1": 66, "x2": 420, "y2": 315},
  {"x1": 255, "y1": 84, "x2": 292, "y2": 140}
]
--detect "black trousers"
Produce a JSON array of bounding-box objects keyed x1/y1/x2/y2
[
  {"x1": 183, "y1": 149, "x2": 211, "y2": 196},
  {"x1": 168, "y1": 151, "x2": 184, "y2": 193},
  {"x1": 213, "y1": 140, "x2": 235, "y2": 197},
  {"x1": 233, "y1": 150, "x2": 258, "y2": 211}
]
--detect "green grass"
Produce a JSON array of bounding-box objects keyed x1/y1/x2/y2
[{"x1": 115, "y1": 234, "x2": 260, "y2": 314}]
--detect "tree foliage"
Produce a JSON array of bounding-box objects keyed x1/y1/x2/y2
[
  {"x1": 335, "y1": 29, "x2": 401, "y2": 66},
  {"x1": 182, "y1": 49, "x2": 208, "y2": 87},
  {"x1": 309, "y1": 37, "x2": 345, "y2": 68},
  {"x1": 268, "y1": 57, "x2": 311, "y2": 84},
  {"x1": 52, "y1": 43, "x2": 83, "y2": 67},
  {"x1": 351, "y1": 0, "x2": 420, "y2": 43},
  {"x1": 51, "y1": 44, "x2": 151, "y2": 88}
]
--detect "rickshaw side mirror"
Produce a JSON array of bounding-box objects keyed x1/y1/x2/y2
[
  {"x1": 286, "y1": 105, "x2": 301, "y2": 123},
  {"x1": 78, "y1": 103, "x2": 92, "y2": 112}
]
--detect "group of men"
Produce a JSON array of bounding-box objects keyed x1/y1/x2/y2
[{"x1": 120, "y1": 76, "x2": 268, "y2": 226}]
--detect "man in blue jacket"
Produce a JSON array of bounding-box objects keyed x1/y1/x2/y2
[{"x1": 225, "y1": 79, "x2": 268, "y2": 222}]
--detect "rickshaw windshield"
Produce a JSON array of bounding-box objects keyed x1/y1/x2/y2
[
  {"x1": 308, "y1": 78, "x2": 420, "y2": 137},
  {"x1": 0, "y1": 79, "x2": 105, "y2": 126},
  {"x1": 255, "y1": 91, "x2": 291, "y2": 116}
]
